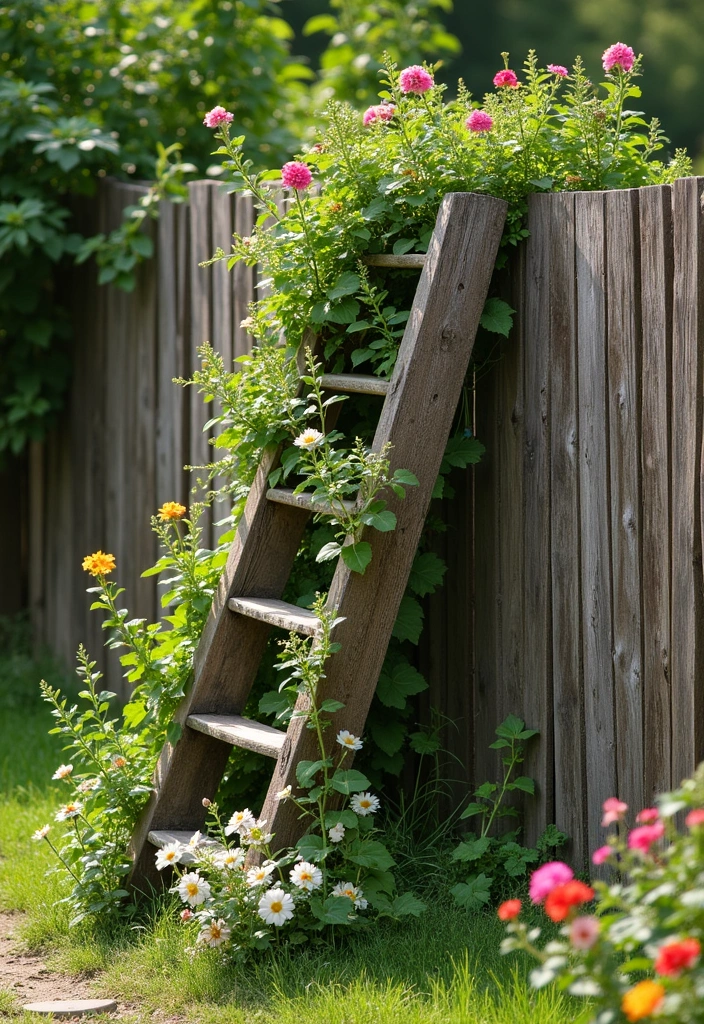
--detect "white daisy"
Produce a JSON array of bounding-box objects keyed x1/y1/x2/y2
[
  {"x1": 55, "y1": 801, "x2": 83, "y2": 821},
  {"x1": 52, "y1": 764, "x2": 73, "y2": 780},
  {"x1": 275, "y1": 785, "x2": 292, "y2": 801},
  {"x1": 32, "y1": 825, "x2": 50, "y2": 841},
  {"x1": 258, "y1": 888, "x2": 295, "y2": 927},
  {"x1": 155, "y1": 842, "x2": 184, "y2": 871},
  {"x1": 240, "y1": 819, "x2": 273, "y2": 848},
  {"x1": 350, "y1": 792, "x2": 380, "y2": 816},
  {"x1": 77, "y1": 778, "x2": 99, "y2": 793},
  {"x1": 187, "y1": 830, "x2": 204, "y2": 849},
  {"x1": 214, "y1": 849, "x2": 244, "y2": 871},
  {"x1": 336, "y1": 730, "x2": 363, "y2": 752},
  {"x1": 246, "y1": 862, "x2": 276, "y2": 887},
  {"x1": 177, "y1": 872, "x2": 211, "y2": 907},
  {"x1": 328, "y1": 823, "x2": 345, "y2": 843},
  {"x1": 224, "y1": 808, "x2": 256, "y2": 836},
  {"x1": 197, "y1": 918, "x2": 231, "y2": 948},
  {"x1": 290, "y1": 861, "x2": 322, "y2": 891},
  {"x1": 293, "y1": 428, "x2": 324, "y2": 450},
  {"x1": 331, "y1": 881, "x2": 366, "y2": 908}
]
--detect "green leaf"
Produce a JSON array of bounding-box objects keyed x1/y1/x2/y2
[
  {"x1": 325, "y1": 297, "x2": 360, "y2": 325},
  {"x1": 296, "y1": 833, "x2": 328, "y2": 863},
  {"x1": 459, "y1": 802, "x2": 486, "y2": 820},
  {"x1": 259, "y1": 690, "x2": 292, "y2": 719},
  {"x1": 370, "y1": 718, "x2": 406, "y2": 756},
  {"x1": 495, "y1": 714, "x2": 528, "y2": 739},
  {"x1": 296, "y1": 759, "x2": 328, "y2": 788},
  {"x1": 328, "y1": 271, "x2": 361, "y2": 301},
  {"x1": 341, "y1": 542, "x2": 372, "y2": 574},
  {"x1": 392, "y1": 238, "x2": 415, "y2": 255},
  {"x1": 376, "y1": 660, "x2": 427, "y2": 709},
  {"x1": 409, "y1": 730, "x2": 440, "y2": 755},
  {"x1": 165, "y1": 722, "x2": 182, "y2": 745},
  {"x1": 390, "y1": 893, "x2": 426, "y2": 917},
  {"x1": 360, "y1": 510, "x2": 396, "y2": 532},
  {"x1": 324, "y1": 809, "x2": 358, "y2": 829},
  {"x1": 408, "y1": 552, "x2": 447, "y2": 597},
  {"x1": 450, "y1": 874, "x2": 493, "y2": 911},
  {"x1": 452, "y1": 836, "x2": 491, "y2": 862},
  {"x1": 347, "y1": 839, "x2": 396, "y2": 871},
  {"x1": 480, "y1": 297, "x2": 515, "y2": 337},
  {"x1": 319, "y1": 699, "x2": 345, "y2": 713},
  {"x1": 391, "y1": 596, "x2": 424, "y2": 644},
  {"x1": 331, "y1": 768, "x2": 370, "y2": 795},
  {"x1": 393, "y1": 469, "x2": 419, "y2": 486},
  {"x1": 441, "y1": 435, "x2": 486, "y2": 472},
  {"x1": 310, "y1": 894, "x2": 354, "y2": 924},
  {"x1": 511, "y1": 776, "x2": 535, "y2": 794},
  {"x1": 316, "y1": 541, "x2": 342, "y2": 562}
]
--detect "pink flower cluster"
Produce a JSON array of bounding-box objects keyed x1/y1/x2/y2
[
  {"x1": 629, "y1": 821, "x2": 665, "y2": 853},
  {"x1": 465, "y1": 110, "x2": 493, "y2": 133},
  {"x1": 399, "y1": 65, "x2": 434, "y2": 94},
  {"x1": 362, "y1": 103, "x2": 396, "y2": 125},
  {"x1": 601, "y1": 797, "x2": 627, "y2": 826},
  {"x1": 547, "y1": 64, "x2": 569, "y2": 78},
  {"x1": 493, "y1": 68, "x2": 519, "y2": 88},
  {"x1": 281, "y1": 161, "x2": 312, "y2": 190},
  {"x1": 529, "y1": 860, "x2": 573, "y2": 903},
  {"x1": 203, "y1": 106, "x2": 234, "y2": 129},
  {"x1": 602, "y1": 42, "x2": 635, "y2": 73}
]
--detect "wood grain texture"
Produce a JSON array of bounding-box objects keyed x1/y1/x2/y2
[
  {"x1": 186, "y1": 714, "x2": 286, "y2": 757},
  {"x1": 548, "y1": 191, "x2": 586, "y2": 863},
  {"x1": 188, "y1": 181, "x2": 214, "y2": 541},
  {"x1": 575, "y1": 191, "x2": 616, "y2": 861},
  {"x1": 233, "y1": 193, "x2": 255, "y2": 358},
  {"x1": 670, "y1": 177, "x2": 704, "y2": 786},
  {"x1": 320, "y1": 374, "x2": 390, "y2": 395},
  {"x1": 605, "y1": 189, "x2": 643, "y2": 815}
]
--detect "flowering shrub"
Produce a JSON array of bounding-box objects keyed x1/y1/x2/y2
[
  {"x1": 153, "y1": 598, "x2": 425, "y2": 954},
  {"x1": 500, "y1": 764, "x2": 704, "y2": 1022}
]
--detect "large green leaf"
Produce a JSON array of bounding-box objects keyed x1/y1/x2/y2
[
  {"x1": 408, "y1": 551, "x2": 447, "y2": 597},
  {"x1": 391, "y1": 596, "x2": 424, "y2": 644},
  {"x1": 376, "y1": 660, "x2": 427, "y2": 709},
  {"x1": 331, "y1": 768, "x2": 370, "y2": 795}
]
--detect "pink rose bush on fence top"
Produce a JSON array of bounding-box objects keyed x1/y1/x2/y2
[{"x1": 501, "y1": 766, "x2": 704, "y2": 1023}]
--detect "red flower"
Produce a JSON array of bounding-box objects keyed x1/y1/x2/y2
[
  {"x1": 655, "y1": 938, "x2": 701, "y2": 976},
  {"x1": 493, "y1": 69, "x2": 519, "y2": 88},
  {"x1": 544, "y1": 880, "x2": 595, "y2": 922},
  {"x1": 497, "y1": 899, "x2": 522, "y2": 921}
]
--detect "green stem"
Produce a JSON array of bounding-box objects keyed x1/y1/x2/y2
[{"x1": 294, "y1": 191, "x2": 322, "y2": 294}]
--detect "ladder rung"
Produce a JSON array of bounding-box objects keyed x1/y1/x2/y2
[
  {"x1": 187, "y1": 713, "x2": 286, "y2": 759},
  {"x1": 320, "y1": 374, "x2": 390, "y2": 396},
  {"x1": 228, "y1": 596, "x2": 322, "y2": 636},
  {"x1": 266, "y1": 487, "x2": 355, "y2": 515},
  {"x1": 148, "y1": 829, "x2": 225, "y2": 861},
  {"x1": 363, "y1": 254, "x2": 426, "y2": 268}
]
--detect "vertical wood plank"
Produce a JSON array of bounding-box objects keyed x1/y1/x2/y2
[
  {"x1": 639, "y1": 185, "x2": 673, "y2": 799},
  {"x1": 575, "y1": 191, "x2": 616, "y2": 859},
  {"x1": 210, "y1": 186, "x2": 235, "y2": 541},
  {"x1": 605, "y1": 188, "x2": 643, "y2": 814},
  {"x1": 188, "y1": 181, "x2": 214, "y2": 542},
  {"x1": 522, "y1": 193, "x2": 553, "y2": 844},
  {"x1": 233, "y1": 194, "x2": 255, "y2": 358},
  {"x1": 671, "y1": 176, "x2": 704, "y2": 785},
  {"x1": 549, "y1": 191, "x2": 586, "y2": 863}
]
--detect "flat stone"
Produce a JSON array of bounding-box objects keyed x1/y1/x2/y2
[{"x1": 22, "y1": 999, "x2": 117, "y2": 1018}]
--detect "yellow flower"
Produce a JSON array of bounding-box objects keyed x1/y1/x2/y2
[
  {"x1": 82, "y1": 551, "x2": 116, "y2": 577},
  {"x1": 158, "y1": 501, "x2": 187, "y2": 521},
  {"x1": 622, "y1": 981, "x2": 666, "y2": 1022}
]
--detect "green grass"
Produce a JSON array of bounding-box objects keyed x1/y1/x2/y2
[{"x1": 0, "y1": 628, "x2": 581, "y2": 1024}]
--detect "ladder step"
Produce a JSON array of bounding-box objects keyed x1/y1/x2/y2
[
  {"x1": 187, "y1": 714, "x2": 286, "y2": 759},
  {"x1": 228, "y1": 596, "x2": 322, "y2": 636},
  {"x1": 320, "y1": 374, "x2": 390, "y2": 396},
  {"x1": 148, "y1": 829, "x2": 225, "y2": 861},
  {"x1": 266, "y1": 487, "x2": 355, "y2": 515},
  {"x1": 363, "y1": 254, "x2": 426, "y2": 268}
]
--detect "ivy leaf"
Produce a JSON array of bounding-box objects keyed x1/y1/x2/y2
[
  {"x1": 409, "y1": 730, "x2": 440, "y2": 755},
  {"x1": 479, "y1": 297, "x2": 515, "y2": 337},
  {"x1": 452, "y1": 836, "x2": 491, "y2": 862},
  {"x1": 259, "y1": 690, "x2": 291, "y2": 719},
  {"x1": 324, "y1": 809, "x2": 358, "y2": 829},
  {"x1": 327, "y1": 272, "x2": 361, "y2": 301},
  {"x1": 376, "y1": 660, "x2": 427, "y2": 709},
  {"x1": 370, "y1": 718, "x2": 406, "y2": 756},
  {"x1": 341, "y1": 542, "x2": 372, "y2": 574},
  {"x1": 331, "y1": 769, "x2": 370, "y2": 795},
  {"x1": 390, "y1": 893, "x2": 426, "y2": 917},
  {"x1": 391, "y1": 596, "x2": 424, "y2": 644},
  {"x1": 310, "y1": 894, "x2": 355, "y2": 924},
  {"x1": 440, "y1": 435, "x2": 486, "y2": 473},
  {"x1": 408, "y1": 551, "x2": 447, "y2": 597},
  {"x1": 296, "y1": 834, "x2": 328, "y2": 863},
  {"x1": 450, "y1": 874, "x2": 493, "y2": 911},
  {"x1": 346, "y1": 839, "x2": 396, "y2": 871}
]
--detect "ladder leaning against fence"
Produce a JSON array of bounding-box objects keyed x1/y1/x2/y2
[{"x1": 127, "y1": 190, "x2": 508, "y2": 891}]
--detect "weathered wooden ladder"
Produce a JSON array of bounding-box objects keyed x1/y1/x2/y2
[{"x1": 128, "y1": 191, "x2": 507, "y2": 890}]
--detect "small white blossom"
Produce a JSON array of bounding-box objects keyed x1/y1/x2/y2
[
  {"x1": 187, "y1": 830, "x2": 204, "y2": 849},
  {"x1": 290, "y1": 861, "x2": 322, "y2": 891},
  {"x1": 55, "y1": 801, "x2": 83, "y2": 821},
  {"x1": 275, "y1": 785, "x2": 292, "y2": 801},
  {"x1": 197, "y1": 918, "x2": 231, "y2": 948},
  {"x1": 224, "y1": 808, "x2": 256, "y2": 836},
  {"x1": 240, "y1": 819, "x2": 273, "y2": 848},
  {"x1": 52, "y1": 764, "x2": 73, "y2": 780},
  {"x1": 155, "y1": 842, "x2": 184, "y2": 871},
  {"x1": 331, "y1": 881, "x2": 366, "y2": 908},
  {"x1": 293, "y1": 428, "x2": 324, "y2": 450},
  {"x1": 350, "y1": 792, "x2": 380, "y2": 816},
  {"x1": 328, "y1": 823, "x2": 345, "y2": 843},
  {"x1": 214, "y1": 849, "x2": 244, "y2": 871},
  {"x1": 77, "y1": 778, "x2": 99, "y2": 793},
  {"x1": 32, "y1": 825, "x2": 51, "y2": 841},
  {"x1": 178, "y1": 872, "x2": 211, "y2": 907},
  {"x1": 246, "y1": 862, "x2": 276, "y2": 887},
  {"x1": 258, "y1": 888, "x2": 295, "y2": 927},
  {"x1": 336, "y1": 730, "x2": 363, "y2": 752}
]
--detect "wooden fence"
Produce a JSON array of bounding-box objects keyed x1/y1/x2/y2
[{"x1": 10, "y1": 176, "x2": 704, "y2": 866}]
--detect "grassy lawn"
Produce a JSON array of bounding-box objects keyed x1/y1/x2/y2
[{"x1": 0, "y1": 633, "x2": 580, "y2": 1023}]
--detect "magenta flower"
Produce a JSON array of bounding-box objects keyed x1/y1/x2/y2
[
  {"x1": 635, "y1": 807, "x2": 660, "y2": 824},
  {"x1": 686, "y1": 808, "x2": 704, "y2": 828},
  {"x1": 601, "y1": 797, "x2": 628, "y2": 826},
  {"x1": 628, "y1": 822, "x2": 666, "y2": 853},
  {"x1": 203, "y1": 106, "x2": 234, "y2": 129},
  {"x1": 399, "y1": 65, "x2": 434, "y2": 94},
  {"x1": 465, "y1": 110, "x2": 493, "y2": 133},
  {"x1": 570, "y1": 915, "x2": 600, "y2": 950},
  {"x1": 493, "y1": 68, "x2": 519, "y2": 88},
  {"x1": 602, "y1": 42, "x2": 635, "y2": 73},
  {"x1": 547, "y1": 64, "x2": 569, "y2": 78},
  {"x1": 592, "y1": 845, "x2": 611, "y2": 865},
  {"x1": 362, "y1": 103, "x2": 396, "y2": 125},
  {"x1": 529, "y1": 861, "x2": 574, "y2": 904},
  {"x1": 281, "y1": 161, "x2": 313, "y2": 190}
]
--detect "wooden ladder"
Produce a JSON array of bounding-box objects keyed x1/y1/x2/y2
[{"x1": 128, "y1": 191, "x2": 507, "y2": 890}]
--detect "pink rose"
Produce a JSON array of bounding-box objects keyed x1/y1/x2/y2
[
  {"x1": 686, "y1": 809, "x2": 704, "y2": 828},
  {"x1": 529, "y1": 861, "x2": 574, "y2": 904},
  {"x1": 602, "y1": 797, "x2": 628, "y2": 827},
  {"x1": 592, "y1": 845, "x2": 611, "y2": 865},
  {"x1": 628, "y1": 822, "x2": 666, "y2": 853},
  {"x1": 362, "y1": 104, "x2": 395, "y2": 125},
  {"x1": 493, "y1": 69, "x2": 519, "y2": 88},
  {"x1": 399, "y1": 65, "x2": 434, "y2": 94},
  {"x1": 203, "y1": 106, "x2": 234, "y2": 129},
  {"x1": 281, "y1": 161, "x2": 313, "y2": 191},
  {"x1": 547, "y1": 64, "x2": 569, "y2": 78},
  {"x1": 602, "y1": 42, "x2": 635, "y2": 74},
  {"x1": 635, "y1": 808, "x2": 660, "y2": 824},
  {"x1": 465, "y1": 110, "x2": 493, "y2": 133}
]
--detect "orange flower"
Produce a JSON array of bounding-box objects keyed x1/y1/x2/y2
[
  {"x1": 544, "y1": 880, "x2": 595, "y2": 922},
  {"x1": 621, "y1": 981, "x2": 665, "y2": 1022},
  {"x1": 158, "y1": 501, "x2": 187, "y2": 521},
  {"x1": 497, "y1": 899, "x2": 522, "y2": 921},
  {"x1": 82, "y1": 551, "x2": 116, "y2": 577}
]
